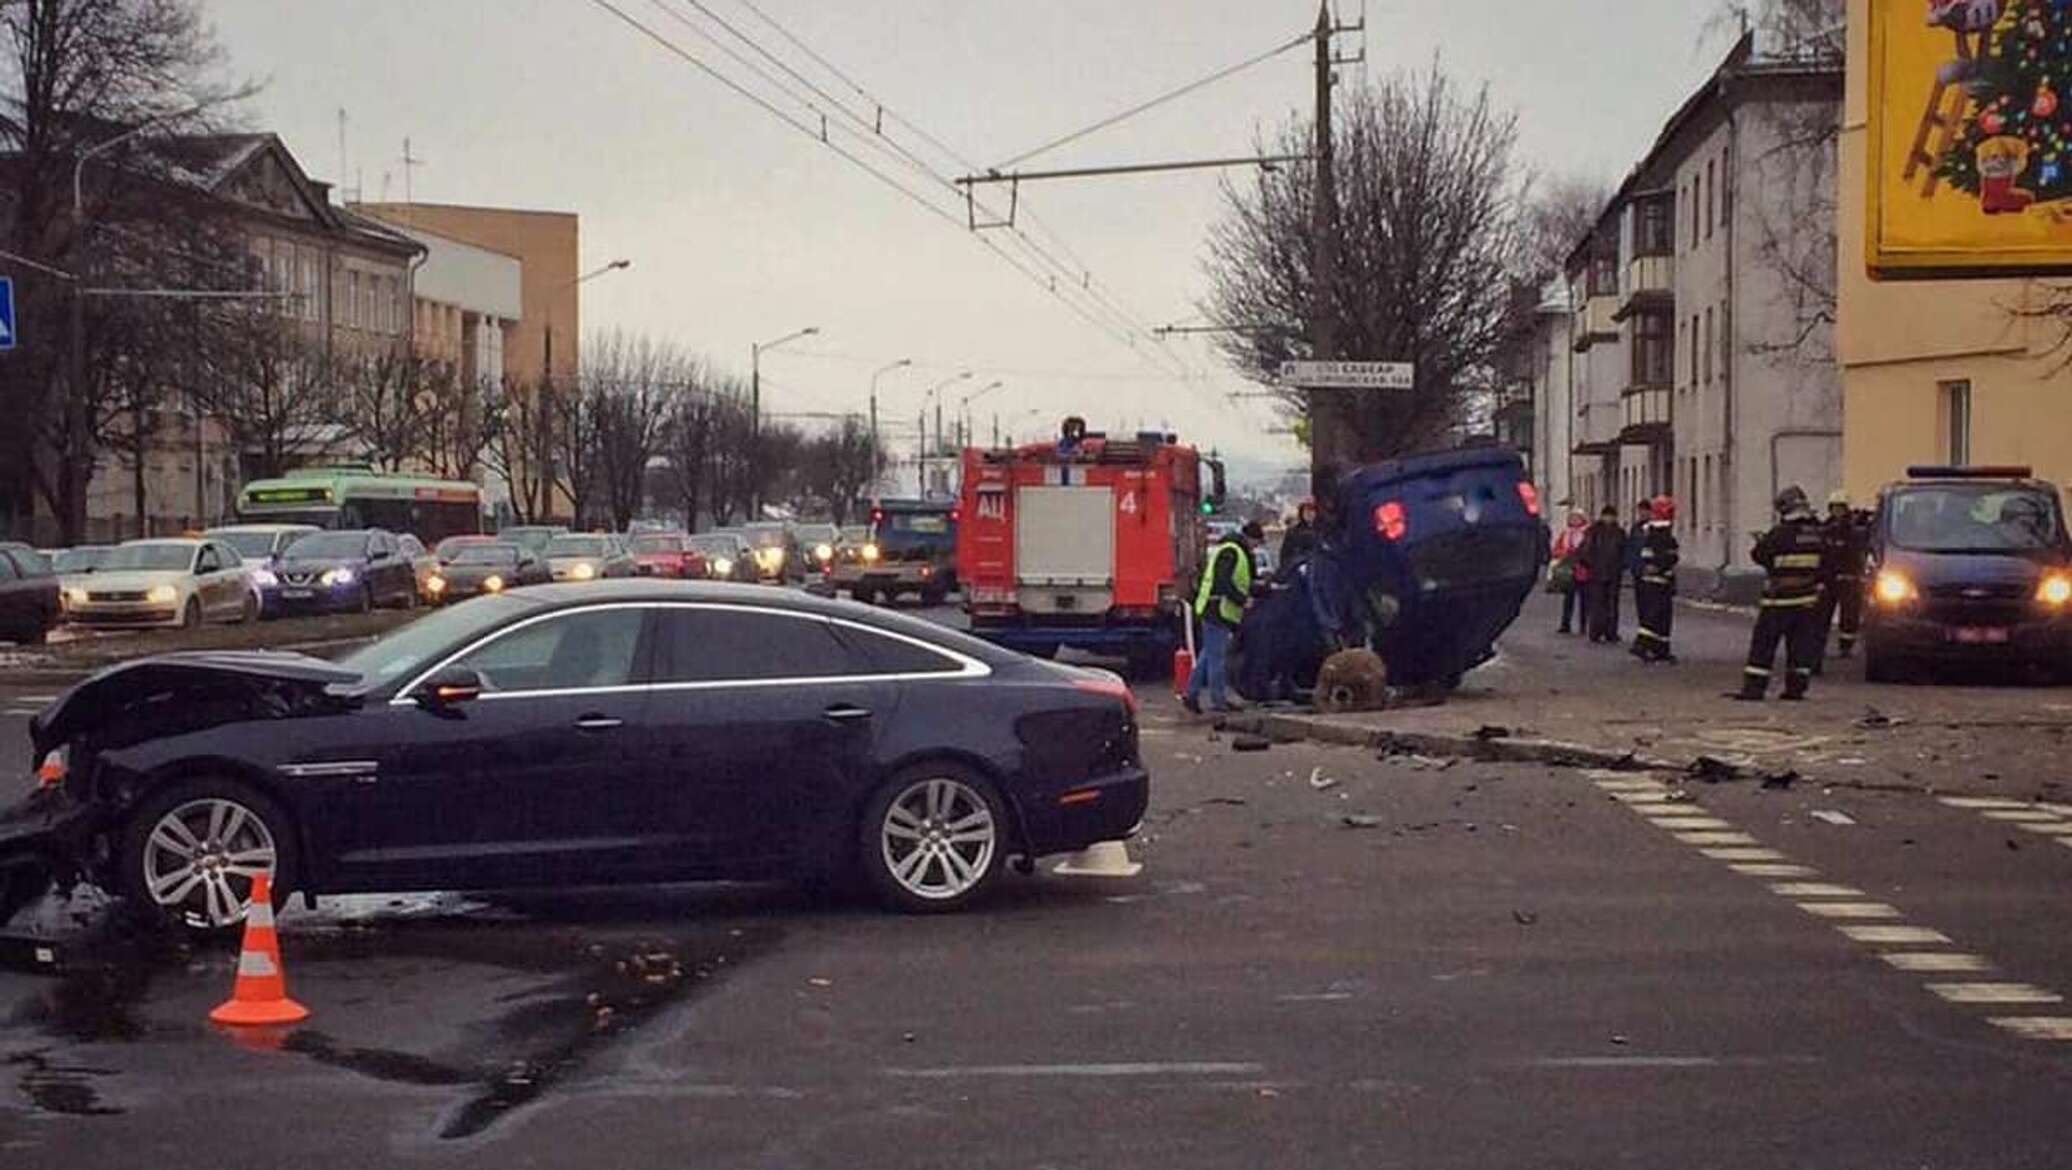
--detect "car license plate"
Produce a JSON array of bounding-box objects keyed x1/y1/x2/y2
[
  {"x1": 1950, "y1": 626, "x2": 2010, "y2": 644},
  {"x1": 282, "y1": 588, "x2": 313, "y2": 600}
]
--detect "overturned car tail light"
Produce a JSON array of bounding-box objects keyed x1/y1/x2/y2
[
  {"x1": 35, "y1": 744, "x2": 68, "y2": 789},
  {"x1": 1372, "y1": 500, "x2": 1408, "y2": 542}
]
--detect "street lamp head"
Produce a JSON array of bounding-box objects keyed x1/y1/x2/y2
[
  {"x1": 803, "y1": 326, "x2": 821, "y2": 336},
  {"x1": 608, "y1": 259, "x2": 631, "y2": 270}
]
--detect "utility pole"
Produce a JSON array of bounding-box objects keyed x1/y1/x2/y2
[
  {"x1": 869, "y1": 359, "x2": 910, "y2": 497},
  {"x1": 750, "y1": 325, "x2": 819, "y2": 516},
  {"x1": 1308, "y1": 0, "x2": 1340, "y2": 501}
]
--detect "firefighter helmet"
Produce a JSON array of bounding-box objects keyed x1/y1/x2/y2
[
  {"x1": 1775, "y1": 485, "x2": 1810, "y2": 516},
  {"x1": 1650, "y1": 494, "x2": 1676, "y2": 521}
]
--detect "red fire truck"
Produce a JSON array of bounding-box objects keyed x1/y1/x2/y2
[{"x1": 958, "y1": 422, "x2": 1224, "y2": 676}]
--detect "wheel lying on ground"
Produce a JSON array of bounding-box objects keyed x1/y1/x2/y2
[
  {"x1": 118, "y1": 776, "x2": 296, "y2": 935},
  {"x1": 859, "y1": 764, "x2": 1009, "y2": 913},
  {"x1": 1314, "y1": 648, "x2": 1388, "y2": 713}
]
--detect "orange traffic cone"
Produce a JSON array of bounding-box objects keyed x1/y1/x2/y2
[{"x1": 209, "y1": 872, "x2": 309, "y2": 1027}]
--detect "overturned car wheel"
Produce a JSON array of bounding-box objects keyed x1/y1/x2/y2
[
  {"x1": 118, "y1": 777, "x2": 296, "y2": 935},
  {"x1": 1314, "y1": 649, "x2": 1388, "y2": 714}
]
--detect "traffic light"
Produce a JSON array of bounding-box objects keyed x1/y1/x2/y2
[{"x1": 1199, "y1": 500, "x2": 1215, "y2": 516}]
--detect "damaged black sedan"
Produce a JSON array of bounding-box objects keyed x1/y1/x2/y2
[{"x1": 4, "y1": 582, "x2": 1148, "y2": 931}]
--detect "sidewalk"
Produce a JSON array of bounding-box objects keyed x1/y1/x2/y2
[{"x1": 1225, "y1": 590, "x2": 2072, "y2": 800}]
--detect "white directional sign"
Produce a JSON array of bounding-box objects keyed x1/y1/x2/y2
[{"x1": 1278, "y1": 359, "x2": 1413, "y2": 390}]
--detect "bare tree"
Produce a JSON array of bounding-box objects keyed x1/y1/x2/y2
[
  {"x1": 338, "y1": 351, "x2": 452, "y2": 472},
  {"x1": 1520, "y1": 174, "x2": 1613, "y2": 287},
  {"x1": 707, "y1": 396, "x2": 759, "y2": 526},
  {"x1": 583, "y1": 328, "x2": 680, "y2": 531},
  {"x1": 661, "y1": 375, "x2": 723, "y2": 529},
  {"x1": 195, "y1": 306, "x2": 340, "y2": 481},
  {"x1": 479, "y1": 376, "x2": 548, "y2": 524},
  {"x1": 802, "y1": 415, "x2": 882, "y2": 526},
  {"x1": 415, "y1": 365, "x2": 491, "y2": 482},
  {"x1": 548, "y1": 385, "x2": 600, "y2": 528},
  {"x1": 1204, "y1": 64, "x2": 1530, "y2": 465},
  {"x1": 0, "y1": 0, "x2": 252, "y2": 541}
]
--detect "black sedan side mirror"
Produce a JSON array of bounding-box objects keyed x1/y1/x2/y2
[{"x1": 417, "y1": 668, "x2": 484, "y2": 708}]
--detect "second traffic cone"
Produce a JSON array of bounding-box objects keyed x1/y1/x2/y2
[
  {"x1": 209, "y1": 872, "x2": 309, "y2": 1027},
  {"x1": 1052, "y1": 840, "x2": 1143, "y2": 878}
]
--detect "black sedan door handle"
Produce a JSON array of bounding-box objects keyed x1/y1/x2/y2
[
  {"x1": 823, "y1": 705, "x2": 872, "y2": 725},
  {"x1": 575, "y1": 714, "x2": 624, "y2": 732}
]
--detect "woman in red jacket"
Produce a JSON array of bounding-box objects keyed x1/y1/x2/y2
[{"x1": 1550, "y1": 508, "x2": 1590, "y2": 634}]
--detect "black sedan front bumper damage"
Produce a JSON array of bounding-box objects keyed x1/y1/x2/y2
[{"x1": 0, "y1": 788, "x2": 113, "y2": 969}]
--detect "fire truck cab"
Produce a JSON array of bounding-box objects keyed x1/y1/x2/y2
[{"x1": 958, "y1": 421, "x2": 1224, "y2": 676}]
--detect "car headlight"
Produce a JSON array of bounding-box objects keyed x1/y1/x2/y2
[
  {"x1": 64, "y1": 586, "x2": 88, "y2": 606},
  {"x1": 712, "y1": 558, "x2": 733, "y2": 576},
  {"x1": 251, "y1": 568, "x2": 278, "y2": 588},
  {"x1": 2039, "y1": 574, "x2": 2072, "y2": 606},
  {"x1": 814, "y1": 543, "x2": 834, "y2": 562},
  {"x1": 321, "y1": 567, "x2": 355, "y2": 587},
  {"x1": 483, "y1": 575, "x2": 505, "y2": 593},
  {"x1": 572, "y1": 561, "x2": 597, "y2": 581},
  {"x1": 1873, "y1": 569, "x2": 1918, "y2": 605},
  {"x1": 146, "y1": 584, "x2": 178, "y2": 604},
  {"x1": 427, "y1": 575, "x2": 447, "y2": 594},
  {"x1": 862, "y1": 544, "x2": 880, "y2": 563}
]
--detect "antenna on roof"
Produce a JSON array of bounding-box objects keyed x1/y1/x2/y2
[{"x1": 400, "y1": 136, "x2": 425, "y2": 205}]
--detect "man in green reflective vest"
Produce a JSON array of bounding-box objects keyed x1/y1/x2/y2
[{"x1": 1183, "y1": 521, "x2": 1259, "y2": 715}]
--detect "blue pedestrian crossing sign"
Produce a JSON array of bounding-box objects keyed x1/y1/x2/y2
[{"x1": 0, "y1": 277, "x2": 15, "y2": 352}]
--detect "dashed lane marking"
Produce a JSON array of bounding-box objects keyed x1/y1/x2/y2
[
  {"x1": 1883, "y1": 953, "x2": 1994, "y2": 973},
  {"x1": 1927, "y1": 983, "x2": 2065, "y2": 1005},
  {"x1": 1588, "y1": 772, "x2": 2070, "y2": 1041}
]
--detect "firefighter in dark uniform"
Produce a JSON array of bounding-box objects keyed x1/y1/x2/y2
[
  {"x1": 1815, "y1": 490, "x2": 1869, "y2": 665},
  {"x1": 1631, "y1": 494, "x2": 1680, "y2": 663},
  {"x1": 1734, "y1": 486, "x2": 1831, "y2": 701}
]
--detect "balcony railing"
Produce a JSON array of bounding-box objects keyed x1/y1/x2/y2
[
  {"x1": 1571, "y1": 296, "x2": 1619, "y2": 351},
  {"x1": 1617, "y1": 254, "x2": 1674, "y2": 319},
  {"x1": 1620, "y1": 386, "x2": 1671, "y2": 440}
]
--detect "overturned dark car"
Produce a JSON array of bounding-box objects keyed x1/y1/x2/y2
[{"x1": 3, "y1": 582, "x2": 1149, "y2": 934}]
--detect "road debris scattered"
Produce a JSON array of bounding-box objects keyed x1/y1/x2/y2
[
  {"x1": 1341, "y1": 815, "x2": 1383, "y2": 829},
  {"x1": 1308, "y1": 767, "x2": 1339, "y2": 791},
  {"x1": 1808, "y1": 809, "x2": 1856, "y2": 827}
]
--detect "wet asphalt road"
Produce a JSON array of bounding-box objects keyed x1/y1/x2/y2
[{"x1": 3, "y1": 606, "x2": 2072, "y2": 1166}]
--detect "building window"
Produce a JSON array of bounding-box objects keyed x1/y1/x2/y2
[
  {"x1": 1689, "y1": 178, "x2": 1700, "y2": 250},
  {"x1": 1635, "y1": 194, "x2": 1673, "y2": 256},
  {"x1": 1705, "y1": 159, "x2": 1716, "y2": 240},
  {"x1": 1632, "y1": 311, "x2": 1672, "y2": 386},
  {"x1": 1719, "y1": 147, "x2": 1732, "y2": 222},
  {"x1": 1702, "y1": 455, "x2": 1714, "y2": 530},
  {"x1": 1941, "y1": 379, "x2": 1972, "y2": 464},
  {"x1": 347, "y1": 271, "x2": 361, "y2": 327},
  {"x1": 1703, "y1": 308, "x2": 1715, "y2": 385}
]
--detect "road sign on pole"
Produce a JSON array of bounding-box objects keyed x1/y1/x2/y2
[
  {"x1": 1279, "y1": 359, "x2": 1412, "y2": 390},
  {"x1": 0, "y1": 277, "x2": 16, "y2": 351}
]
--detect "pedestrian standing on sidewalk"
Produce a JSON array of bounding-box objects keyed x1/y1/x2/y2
[
  {"x1": 1631, "y1": 495, "x2": 1680, "y2": 663},
  {"x1": 1814, "y1": 491, "x2": 1869, "y2": 667},
  {"x1": 1184, "y1": 522, "x2": 1255, "y2": 715},
  {"x1": 1581, "y1": 504, "x2": 1626, "y2": 643},
  {"x1": 1551, "y1": 509, "x2": 1590, "y2": 634},
  {"x1": 1734, "y1": 486, "x2": 1830, "y2": 701}
]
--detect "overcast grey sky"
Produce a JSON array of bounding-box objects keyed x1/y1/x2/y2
[{"x1": 209, "y1": 0, "x2": 1729, "y2": 473}]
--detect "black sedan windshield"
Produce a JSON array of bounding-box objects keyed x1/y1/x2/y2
[
  {"x1": 335, "y1": 594, "x2": 532, "y2": 686},
  {"x1": 1889, "y1": 487, "x2": 2063, "y2": 553},
  {"x1": 284, "y1": 532, "x2": 371, "y2": 560}
]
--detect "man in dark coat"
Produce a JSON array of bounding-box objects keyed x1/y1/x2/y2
[{"x1": 1581, "y1": 504, "x2": 1627, "y2": 643}]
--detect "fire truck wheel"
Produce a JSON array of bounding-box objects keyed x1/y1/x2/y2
[
  {"x1": 1314, "y1": 649, "x2": 1388, "y2": 713},
  {"x1": 851, "y1": 587, "x2": 875, "y2": 605}
]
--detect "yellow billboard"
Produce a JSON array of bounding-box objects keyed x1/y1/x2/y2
[{"x1": 1868, "y1": 0, "x2": 2072, "y2": 277}]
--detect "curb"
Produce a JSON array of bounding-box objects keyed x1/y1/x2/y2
[{"x1": 1224, "y1": 712, "x2": 1681, "y2": 773}]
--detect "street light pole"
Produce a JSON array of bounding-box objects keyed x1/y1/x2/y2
[
  {"x1": 918, "y1": 370, "x2": 971, "y2": 496},
  {"x1": 869, "y1": 358, "x2": 911, "y2": 496},
  {"x1": 959, "y1": 380, "x2": 1004, "y2": 452},
  {"x1": 750, "y1": 325, "x2": 820, "y2": 516},
  {"x1": 540, "y1": 259, "x2": 631, "y2": 522}
]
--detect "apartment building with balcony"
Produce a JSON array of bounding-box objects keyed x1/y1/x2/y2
[{"x1": 1543, "y1": 34, "x2": 1842, "y2": 599}]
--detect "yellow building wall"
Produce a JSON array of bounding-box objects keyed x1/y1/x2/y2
[{"x1": 1841, "y1": 0, "x2": 2072, "y2": 503}]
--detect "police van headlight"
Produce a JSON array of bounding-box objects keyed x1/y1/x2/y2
[
  {"x1": 2038, "y1": 574, "x2": 2072, "y2": 606},
  {"x1": 1873, "y1": 569, "x2": 1918, "y2": 605}
]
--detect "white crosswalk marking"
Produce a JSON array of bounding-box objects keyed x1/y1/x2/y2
[
  {"x1": 1936, "y1": 797, "x2": 2032, "y2": 810},
  {"x1": 1700, "y1": 847, "x2": 1789, "y2": 862},
  {"x1": 1927, "y1": 983, "x2": 2064, "y2": 1005},
  {"x1": 1729, "y1": 863, "x2": 1819, "y2": 877},
  {"x1": 2015, "y1": 821, "x2": 2072, "y2": 835},
  {"x1": 1839, "y1": 925, "x2": 1952, "y2": 945},
  {"x1": 1798, "y1": 902, "x2": 1903, "y2": 920},
  {"x1": 1770, "y1": 883, "x2": 1865, "y2": 898},
  {"x1": 1676, "y1": 831, "x2": 1761, "y2": 846},
  {"x1": 1990, "y1": 1017, "x2": 2072, "y2": 1040},
  {"x1": 1647, "y1": 816, "x2": 1734, "y2": 830},
  {"x1": 1882, "y1": 953, "x2": 1993, "y2": 973},
  {"x1": 1979, "y1": 809, "x2": 2062, "y2": 823}
]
